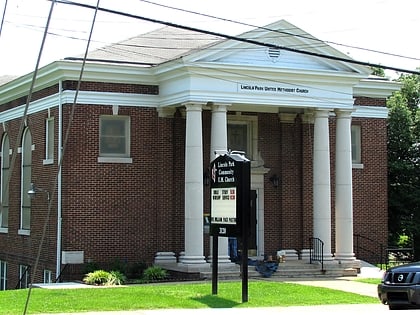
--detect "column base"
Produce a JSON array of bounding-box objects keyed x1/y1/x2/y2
[
  {"x1": 206, "y1": 255, "x2": 233, "y2": 264},
  {"x1": 179, "y1": 255, "x2": 207, "y2": 265},
  {"x1": 323, "y1": 253, "x2": 334, "y2": 261},
  {"x1": 154, "y1": 252, "x2": 177, "y2": 265},
  {"x1": 334, "y1": 252, "x2": 356, "y2": 261}
]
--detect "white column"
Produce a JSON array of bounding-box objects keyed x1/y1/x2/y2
[
  {"x1": 313, "y1": 109, "x2": 333, "y2": 260},
  {"x1": 335, "y1": 110, "x2": 355, "y2": 261},
  {"x1": 181, "y1": 103, "x2": 207, "y2": 265},
  {"x1": 210, "y1": 103, "x2": 231, "y2": 264}
]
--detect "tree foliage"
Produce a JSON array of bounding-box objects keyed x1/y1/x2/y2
[{"x1": 387, "y1": 70, "x2": 420, "y2": 256}]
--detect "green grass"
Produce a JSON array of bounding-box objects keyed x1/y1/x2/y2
[
  {"x1": 354, "y1": 278, "x2": 382, "y2": 285},
  {"x1": 0, "y1": 281, "x2": 379, "y2": 315}
]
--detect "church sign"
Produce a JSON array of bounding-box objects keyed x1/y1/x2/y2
[{"x1": 210, "y1": 152, "x2": 250, "y2": 237}]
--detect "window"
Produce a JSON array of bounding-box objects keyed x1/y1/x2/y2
[
  {"x1": 44, "y1": 117, "x2": 54, "y2": 164},
  {"x1": 20, "y1": 128, "x2": 32, "y2": 234},
  {"x1": 227, "y1": 115, "x2": 258, "y2": 161},
  {"x1": 0, "y1": 134, "x2": 10, "y2": 232},
  {"x1": 351, "y1": 125, "x2": 362, "y2": 166},
  {"x1": 228, "y1": 123, "x2": 249, "y2": 155},
  {"x1": 43, "y1": 270, "x2": 52, "y2": 284},
  {"x1": 0, "y1": 261, "x2": 6, "y2": 290},
  {"x1": 19, "y1": 265, "x2": 30, "y2": 289},
  {"x1": 98, "y1": 115, "x2": 131, "y2": 163}
]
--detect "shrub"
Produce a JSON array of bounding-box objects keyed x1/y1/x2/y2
[
  {"x1": 142, "y1": 266, "x2": 168, "y2": 282},
  {"x1": 107, "y1": 270, "x2": 126, "y2": 285},
  {"x1": 83, "y1": 270, "x2": 110, "y2": 285},
  {"x1": 83, "y1": 270, "x2": 126, "y2": 286}
]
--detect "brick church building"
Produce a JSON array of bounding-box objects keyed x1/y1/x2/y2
[{"x1": 0, "y1": 20, "x2": 398, "y2": 289}]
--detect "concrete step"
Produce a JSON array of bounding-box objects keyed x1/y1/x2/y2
[
  {"x1": 162, "y1": 260, "x2": 359, "y2": 280},
  {"x1": 200, "y1": 262, "x2": 358, "y2": 280}
]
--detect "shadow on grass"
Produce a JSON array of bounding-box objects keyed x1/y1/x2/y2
[{"x1": 191, "y1": 294, "x2": 241, "y2": 308}]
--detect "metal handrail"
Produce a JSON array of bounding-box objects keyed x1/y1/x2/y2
[
  {"x1": 354, "y1": 233, "x2": 385, "y2": 267},
  {"x1": 309, "y1": 237, "x2": 325, "y2": 272}
]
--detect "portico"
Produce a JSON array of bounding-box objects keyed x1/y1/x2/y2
[
  {"x1": 177, "y1": 104, "x2": 357, "y2": 266},
  {"x1": 152, "y1": 19, "x2": 394, "y2": 270}
]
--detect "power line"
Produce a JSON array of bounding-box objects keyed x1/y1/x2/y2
[
  {"x1": 138, "y1": 0, "x2": 420, "y2": 65},
  {"x1": 0, "y1": 0, "x2": 8, "y2": 40},
  {"x1": 19, "y1": 0, "x2": 57, "y2": 313},
  {"x1": 53, "y1": 0, "x2": 420, "y2": 75}
]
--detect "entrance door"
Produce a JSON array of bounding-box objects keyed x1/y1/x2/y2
[{"x1": 249, "y1": 190, "x2": 257, "y2": 253}]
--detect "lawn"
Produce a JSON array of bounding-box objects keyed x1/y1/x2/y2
[
  {"x1": 0, "y1": 281, "x2": 379, "y2": 314},
  {"x1": 355, "y1": 278, "x2": 382, "y2": 285}
]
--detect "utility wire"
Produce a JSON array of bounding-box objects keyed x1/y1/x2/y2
[
  {"x1": 0, "y1": 0, "x2": 7, "y2": 40},
  {"x1": 53, "y1": 0, "x2": 420, "y2": 75},
  {"x1": 138, "y1": 0, "x2": 420, "y2": 64},
  {"x1": 22, "y1": 0, "x2": 101, "y2": 313},
  {"x1": 20, "y1": 1, "x2": 57, "y2": 314}
]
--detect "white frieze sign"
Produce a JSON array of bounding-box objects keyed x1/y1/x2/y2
[{"x1": 238, "y1": 82, "x2": 310, "y2": 95}]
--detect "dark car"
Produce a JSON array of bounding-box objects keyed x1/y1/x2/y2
[{"x1": 378, "y1": 262, "x2": 420, "y2": 310}]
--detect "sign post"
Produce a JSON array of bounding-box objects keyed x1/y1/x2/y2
[{"x1": 209, "y1": 152, "x2": 250, "y2": 302}]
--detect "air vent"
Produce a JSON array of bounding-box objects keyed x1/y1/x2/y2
[{"x1": 268, "y1": 47, "x2": 281, "y2": 61}]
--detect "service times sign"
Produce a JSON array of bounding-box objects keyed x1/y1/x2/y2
[{"x1": 210, "y1": 153, "x2": 250, "y2": 237}]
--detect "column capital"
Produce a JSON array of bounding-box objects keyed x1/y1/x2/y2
[
  {"x1": 335, "y1": 109, "x2": 354, "y2": 119},
  {"x1": 313, "y1": 108, "x2": 333, "y2": 119},
  {"x1": 278, "y1": 112, "x2": 297, "y2": 123},
  {"x1": 157, "y1": 107, "x2": 176, "y2": 118},
  {"x1": 183, "y1": 102, "x2": 206, "y2": 111},
  {"x1": 208, "y1": 102, "x2": 231, "y2": 112}
]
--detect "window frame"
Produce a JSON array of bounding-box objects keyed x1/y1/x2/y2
[
  {"x1": 43, "y1": 270, "x2": 52, "y2": 284},
  {"x1": 351, "y1": 124, "x2": 363, "y2": 168},
  {"x1": 19, "y1": 128, "x2": 32, "y2": 235},
  {"x1": 43, "y1": 117, "x2": 54, "y2": 165},
  {"x1": 98, "y1": 115, "x2": 132, "y2": 163},
  {"x1": 0, "y1": 260, "x2": 6, "y2": 290},
  {"x1": 227, "y1": 115, "x2": 258, "y2": 161},
  {"x1": 0, "y1": 133, "x2": 10, "y2": 232},
  {"x1": 19, "y1": 264, "x2": 30, "y2": 289}
]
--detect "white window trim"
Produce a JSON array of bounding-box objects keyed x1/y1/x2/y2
[
  {"x1": 43, "y1": 117, "x2": 54, "y2": 164},
  {"x1": 351, "y1": 125, "x2": 363, "y2": 168},
  {"x1": 0, "y1": 134, "x2": 10, "y2": 232},
  {"x1": 227, "y1": 114, "x2": 258, "y2": 161},
  {"x1": 99, "y1": 115, "x2": 131, "y2": 159},
  {"x1": 20, "y1": 128, "x2": 32, "y2": 233},
  {"x1": 0, "y1": 260, "x2": 6, "y2": 290},
  {"x1": 43, "y1": 270, "x2": 52, "y2": 284},
  {"x1": 19, "y1": 265, "x2": 30, "y2": 288},
  {"x1": 97, "y1": 157, "x2": 133, "y2": 164},
  {"x1": 18, "y1": 229, "x2": 30, "y2": 236}
]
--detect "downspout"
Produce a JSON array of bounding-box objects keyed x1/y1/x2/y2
[{"x1": 56, "y1": 80, "x2": 63, "y2": 280}]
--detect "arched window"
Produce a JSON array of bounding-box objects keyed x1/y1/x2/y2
[
  {"x1": 20, "y1": 128, "x2": 32, "y2": 234},
  {"x1": 0, "y1": 133, "x2": 10, "y2": 231}
]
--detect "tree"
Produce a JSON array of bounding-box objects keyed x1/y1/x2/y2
[{"x1": 387, "y1": 70, "x2": 420, "y2": 257}]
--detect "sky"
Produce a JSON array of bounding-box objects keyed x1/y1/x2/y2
[{"x1": 0, "y1": 0, "x2": 419, "y2": 78}]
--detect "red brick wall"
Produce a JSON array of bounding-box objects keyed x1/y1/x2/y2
[
  {"x1": 0, "y1": 81, "x2": 389, "y2": 287},
  {"x1": 352, "y1": 117, "x2": 388, "y2": 260},
  {"x1": 0, "y1": 107, "x2": 59, "y2": 287}
]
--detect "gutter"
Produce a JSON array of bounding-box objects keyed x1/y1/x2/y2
[{"x1": 56, "y1": 80, "x2": 63, "y2": 280}]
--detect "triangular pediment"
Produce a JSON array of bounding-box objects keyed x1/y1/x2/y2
[{"x1": 183, "y1": 20, "x2": 370, "y2": 76}]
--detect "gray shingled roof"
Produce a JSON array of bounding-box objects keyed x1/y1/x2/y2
[
  {"x1": 0, "y1": 75, "x2": 18, "y2": 86},
  {"x1": 72, "y1": 25, "x2": 224, "y2": 66}
]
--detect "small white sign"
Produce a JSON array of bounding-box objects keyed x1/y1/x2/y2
[{"x1": 62, "y1": 251, "x2": 84, "y2": 264}]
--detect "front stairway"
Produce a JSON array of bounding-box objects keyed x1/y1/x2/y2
[
  {"x1": 202, "y1": 260, "x2": 358, "y2": 280},
  {"x1": 162, "y1": 259, "x2": 360, "y2": 281}
]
